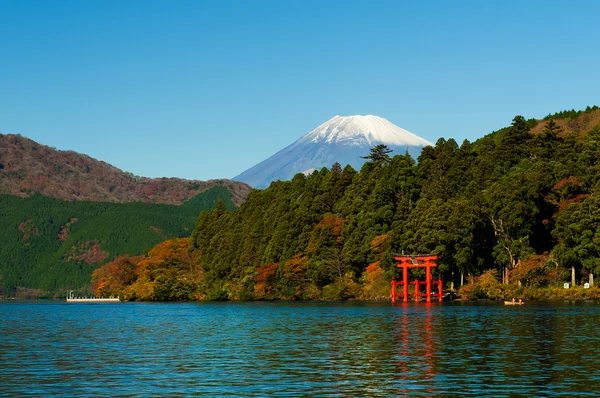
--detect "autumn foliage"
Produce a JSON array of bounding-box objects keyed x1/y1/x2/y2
[
  {"x1": 91, "y1": 238, "x2": 200, "y2": 301},
  {"x1": 253, "y1": 263, "x2": 280, "y2": 299},
  {"x1": 361, "y1": 262, "x2": 389, "y2": 300},
  {"x1": 91, "y1": 254, "x2": 143, "y2": 297},
  {"x1": 509, "y1": 255, "x2": 562, "y2": 287}
]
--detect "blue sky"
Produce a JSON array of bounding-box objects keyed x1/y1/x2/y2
[{"x1": 1, "y1": 0, "x2": 599, "y2": 180}]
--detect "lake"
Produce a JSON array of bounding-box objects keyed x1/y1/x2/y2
[{"x1": 1, "y1": 301, "x2": 599, "y2": 396}]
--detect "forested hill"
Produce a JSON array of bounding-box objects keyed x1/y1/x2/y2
[
  {"x1": 0, "y1": 133, "x2": 251, "y2": 206},
  {"x1": 91, "y1": 106, "x2": 600, "y2": 302},
  {"x1": 0, "y1": 186, "x2": 236, "y2": 297}
]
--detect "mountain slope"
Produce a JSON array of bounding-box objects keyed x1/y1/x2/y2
[
  {"x1": 233, "y1": 115, "x2": 432, "y2": 188},
  {"x1": 0, "y1": 134, "x2": 251, "y2": 206},
  {"x1": 0, "y1": 187, "x2": 236, "y2": 295}
]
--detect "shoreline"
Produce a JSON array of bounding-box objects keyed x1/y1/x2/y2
[{"x1": 4, "y1": 296, "x2": 600, "y2": 304}]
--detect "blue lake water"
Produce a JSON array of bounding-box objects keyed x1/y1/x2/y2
[{"x1": 1, "y1": 301, "x2": 599, "y2": 396}]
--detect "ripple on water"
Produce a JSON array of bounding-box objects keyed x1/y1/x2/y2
[{"x1": 1, "y1": 301, "x2": 600, "y2": 396}]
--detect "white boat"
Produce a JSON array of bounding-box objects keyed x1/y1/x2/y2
[{"x1": 66, "y1": 290, "x2": 120, "y2": 303}]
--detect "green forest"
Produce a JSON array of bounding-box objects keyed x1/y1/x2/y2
[
  {"x1": 90, "y1": 107, "x2": 600, "y2": 302},
  {"x1": 0, "y1": 186, "x2": 235, "y2": 297}
]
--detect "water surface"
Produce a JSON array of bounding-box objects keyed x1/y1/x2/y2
[{"x1": 1, "y1": 301, "x2": 599, "y2": 396}]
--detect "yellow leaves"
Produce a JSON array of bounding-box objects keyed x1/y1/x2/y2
[
  {"x1": 369, "y1": 234, "x2": 390, "y2": 254},
  {"x1": 361, "y1": 262, "x2": 389, "y2": 300},
  {"x1": 95, "y1": 281, "x2": 107, "y2": 296},
  {"x1": 126, "y1": 279, "x2": 155, "y2": 301}
]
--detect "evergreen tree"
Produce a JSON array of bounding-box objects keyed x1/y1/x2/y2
[{"x1": 361, "y1": 145, "x2": 393, "y2": 165}]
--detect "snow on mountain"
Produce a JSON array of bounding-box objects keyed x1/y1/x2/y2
[
  {"x1": 233, "y1": 115, "x2": 433, "y2": 189},
  {"x1": 299, "y1": 115, "x2": 432, "y2": 147}
]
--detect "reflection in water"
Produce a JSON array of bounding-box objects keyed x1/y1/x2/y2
[
  {"x1": 1, "y1": 301, "x2": 600, "y2": 396},
  {"x1": 393, "y1": 303, "x2": 438, "y2": 396}
]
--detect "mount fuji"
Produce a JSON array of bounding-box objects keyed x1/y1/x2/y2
[{"x1": 233, "y1": 115, "x2": 433, "y2": 188}]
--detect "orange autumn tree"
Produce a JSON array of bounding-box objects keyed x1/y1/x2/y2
[
  {"x1": 360, "y1": 234, "x2": 392, "y2": 299},
  {"x1": 509, "y1": 254, "x2": 563, "y2": 287},
  {"x1": 254, "y1": 262, "x2": 280, "y2": 299},
  {"x1": 91, "y1": 254, "x2": 144, "y2": 298},
  {"x1": 279, "y1": 254, "x2": 310, "y2": 299},
  {"x1": 127, "y1": 238, "x2": 201, "y2": 301}
]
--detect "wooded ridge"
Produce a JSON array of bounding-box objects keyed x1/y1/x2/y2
[
  {"x1": 0, "y1": 187, "x2": 236, "y2": 297},
  {"x1": 0, "y1": 133, "x2": 251, "y2": 206},
  {"x1": 90, "y1": 106, "x2": 600, "y2": 301}
]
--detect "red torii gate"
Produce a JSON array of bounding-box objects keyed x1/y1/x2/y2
[{"x1": 391, "y1": 254, "x2": 442, "y2": 303}]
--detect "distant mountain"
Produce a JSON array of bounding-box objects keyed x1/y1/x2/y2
[
  {"x1": 0, "y1": 134, "x2": 251, "y2": 206},
  {"x1": 233, "y1": 115, "x2": 432, "y2": 188}
]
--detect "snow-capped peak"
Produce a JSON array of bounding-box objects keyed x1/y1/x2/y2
[
  {"x1": 233, "y1": 114, "x2": 433, "y2": 188},
  {"x1": 298, "y1": 115, "x2": 432, "y2": 147}
]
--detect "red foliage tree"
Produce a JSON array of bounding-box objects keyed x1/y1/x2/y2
[
  {"x1": 91, "y1": 254, "x2": 143, "y2": 297},
  {"x1": 254, "y1": 263, "x2": 280, "y2": 299}
]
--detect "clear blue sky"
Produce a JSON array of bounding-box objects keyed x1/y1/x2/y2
[{"x1": 2, "y1": 0, "x2": 599, "y2": 180}]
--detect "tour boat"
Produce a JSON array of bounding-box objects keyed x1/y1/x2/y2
[{"x1": 66, "y1": 290, "x2": 120, "y2": 303}]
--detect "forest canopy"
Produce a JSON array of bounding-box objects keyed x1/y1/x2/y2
[
  {"x1": 91, "y1": 108, "x2": 600, "y2": 301},
  {"x1": 0, "y1": 187, "x2": 235, "y2": 296}
]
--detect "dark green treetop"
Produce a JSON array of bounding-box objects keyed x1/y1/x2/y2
[{"x1": 361, "y1": 144, "x2": 393, "y2": 165}]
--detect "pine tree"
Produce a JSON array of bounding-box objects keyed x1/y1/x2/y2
[{"x1": 361, "y1": 145, "x2": 393, "y2": 165}]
